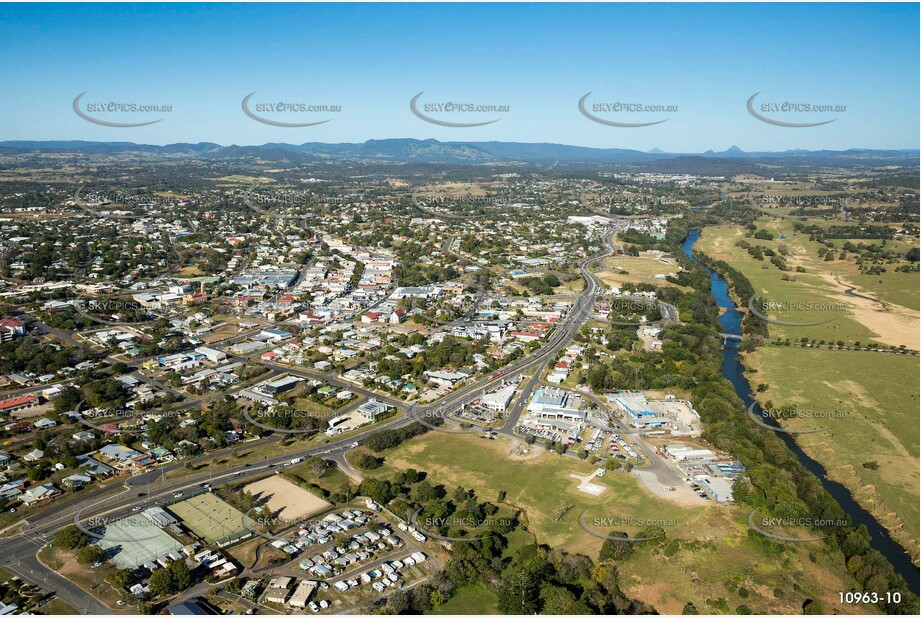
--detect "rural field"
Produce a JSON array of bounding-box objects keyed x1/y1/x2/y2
[
  {"x1": 697, "y1": 221, "x2": 919, "y2": 348},
  {"x1": 746, "y1": 346, "x2": 920, "y2": 559},
  {"x1": 598, "y1": 250, "x2": 684, "y2": 290},
  {"x1": 428, "y1": 584, "x2": 498, "y2": 614},
  {"x1": 366, "y1": 432, "x2": 871, "y2": 615}
]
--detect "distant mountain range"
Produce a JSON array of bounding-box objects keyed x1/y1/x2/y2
[{"x1": 0, "y1": 139, "x2": 917, "y2": 168}]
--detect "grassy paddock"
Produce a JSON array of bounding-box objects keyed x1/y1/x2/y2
[
  {"x1": 747, "y1": 346, "x2": 920, "y2": 559},
  {"x1": 697, "y1": 223, "x2": 918, "y2": 348}
]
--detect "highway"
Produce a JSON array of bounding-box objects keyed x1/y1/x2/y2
[{"x1": 2, "y1": 226, "x2": 617, "y2": 612}]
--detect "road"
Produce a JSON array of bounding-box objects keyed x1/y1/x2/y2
[{"x1": 3, "y1": 226, "x2": 618, "y2": 612}]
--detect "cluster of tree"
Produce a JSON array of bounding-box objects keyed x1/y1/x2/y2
[
  {"x1": 692, "y1": 251, "x2": 768, "y2": 337},
  {"x1": 354, "y1": 453, "x2": 383, "y2": 470},
  {"x1": 148, "y1": 560, "x2": 192, "y2": 597},
  {"x1": 363, "y1": 421, "x2": 431, "y2": 453},
  {"x1": 678, "y1": 224, "x2": 918, "y2": 614},
  {"x1": 0, "y1": 334, "x2": 96, "y2": 375},
  {"x1": 517, "y1": 273, "x2": 560, "y2": 295},
  {"x1": 376, "y1": 334, "x2": 482, "y2": 379}
]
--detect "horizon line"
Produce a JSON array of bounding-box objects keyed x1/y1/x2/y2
[{"x1": 1, "y1": 138, "x2": 919, "y2": 154}]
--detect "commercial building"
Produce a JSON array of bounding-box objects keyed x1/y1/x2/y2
[
  {"x1": 288, "y1": 580, "x2": 317, "y2": 609},
  {"x1": 194, "y1": 346, "x2": 227, "y2": 363},
  {"x1": 261, "y1": 375, "x2": 303, "y2": 396},
  {"x1": 480, "y1": 382, "x2": 518, "y2": 412},
  {"x1": 526, "y1": 387, "x2": 584, "y2": 422},
  {"x1": 358, "y1": 399, "x2": 391, "y2": 421},
  {"x1": 664, "y1": 443, "x2": 716, "y2": 461}
]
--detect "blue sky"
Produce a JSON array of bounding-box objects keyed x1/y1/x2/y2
[{"x1": 0, "y1": 2, "x2": 917, "y2": 150}]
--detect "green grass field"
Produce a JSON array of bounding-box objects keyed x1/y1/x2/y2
[
  {"x1": 428, "y1": 584, "x2": 499, "y2": 614},
  {"x1": 598, "y1": 251, "x2": 685, "y2": 291},
  {"x1": 368, "y1": 432, "x2": 869, "y2": 615},
  {"x1": 747, "y1": 346, "x2": 920, "y2": 559},
  {"x1": 698, "y1": 222, "x2": 918, "y2": 348}
]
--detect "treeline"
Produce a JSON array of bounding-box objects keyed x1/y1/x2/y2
[
  {"x1": 363, "y1": 421, "x2": 431, "y2": 453},
  {"x1": 690, "y1": 250, "x2": 768, "y2": 337}
]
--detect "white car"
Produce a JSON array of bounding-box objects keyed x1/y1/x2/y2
[
  {"x1": 172, "y1": 491, "x2": 183, "y2": 498},
  {"x1": 308, "y1": 601, "x2": 319, "y2": 613}
]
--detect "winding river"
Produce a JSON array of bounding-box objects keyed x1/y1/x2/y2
[{"x1": 682, "y1": 230, "x2": 919, "y2": 594}]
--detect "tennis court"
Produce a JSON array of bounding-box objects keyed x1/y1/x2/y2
[
  {"x1": 94, "y1": 514, "x2": 183, "y2": 569},
  {"x1": 168, "y1": 493, "x2": 251, "y2": 547}
]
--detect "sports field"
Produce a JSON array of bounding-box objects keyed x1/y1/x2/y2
[
  {"x1": 94, "y1": 514, "x2": 183, "y2": 569},
  {"x1": 243, "y1": 475, "x2": 331, "y2": 521},
  {"x1": 168, "y1": 493, "x2": 249, "y2": 546}
]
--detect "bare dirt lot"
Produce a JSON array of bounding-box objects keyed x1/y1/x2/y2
[{"x1": 244, "y1": 475, "x2": 331, "y2": 520}]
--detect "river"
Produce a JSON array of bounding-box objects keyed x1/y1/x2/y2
[{"x1": 681, "y1": 230, "x2": 919, "y2": 594}]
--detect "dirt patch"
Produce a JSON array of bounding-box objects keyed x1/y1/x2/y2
[
  {"x1": 244, "y1": 475, "x2": 331, "y2": 521},
  {"x1": 506, "y1": 440, "x2": 543, "y2": 461},
  {"x1": 820, "y1": 273, "x2": 919, "y2": 348}
]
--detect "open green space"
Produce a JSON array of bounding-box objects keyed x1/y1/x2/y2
[
  {"x1": 367, "y1": 432, "x2": 868, "y2": 614},
  {"x1": 427, "y1": 583, "x2": 499, "y2": 614},
  {"x1": 748, "y1": 346, "x2": 920, "y2": 559},
  {"x1": 697, "y1": 222, "x2": 918, "y2": 348}
]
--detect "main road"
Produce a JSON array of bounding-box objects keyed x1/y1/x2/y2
[{"x1": 2, "y1": 227, "x2": 617, "y2": 612}]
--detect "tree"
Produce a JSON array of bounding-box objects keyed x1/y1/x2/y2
[
  {"x1": 385, "y1": 590, "x2": 411, "y2": 614},
  {"x1": 54, "y1": 525, "x2": 88, "y2": 550},
  {"x1": 77, "y1": 544, "x2": 106, "y2": 565},
  {"x1": 169, "y1": 560, "x2": 192, "y2": 591},
  {"x1": 149, "y1": 568, "x2": 174, "y2": 597},
  {"x1": 599, "y1": 534, "x2": 634, "y2": 562},
  {"x1": 497, "y1": 570, "x2": 541, "y2": 614},
  {"x1": 355, "y1": 454, "x2": 382, "y2": 470},
  {"x1": 110, "y1": 569, "x2": 135, "y2": 589},
  {"x1": 308, "y1": 456, "x2": 329, "y2": 479}
]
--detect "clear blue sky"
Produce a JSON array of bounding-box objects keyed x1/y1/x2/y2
[{"x1": 1, "y1": 2, "x2": 917, "y2": 150}]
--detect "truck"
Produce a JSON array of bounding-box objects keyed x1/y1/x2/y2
[{"x1": 289, "y1": 457, "x2": 303, "y2": 465}]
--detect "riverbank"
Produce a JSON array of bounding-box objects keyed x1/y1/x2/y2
[
  {"x1": 692, "y1": 227, "x2": 920, "y2": 565},
  {"x1": 683, "y1": 229, "x2": 920, "y2": 594}
]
